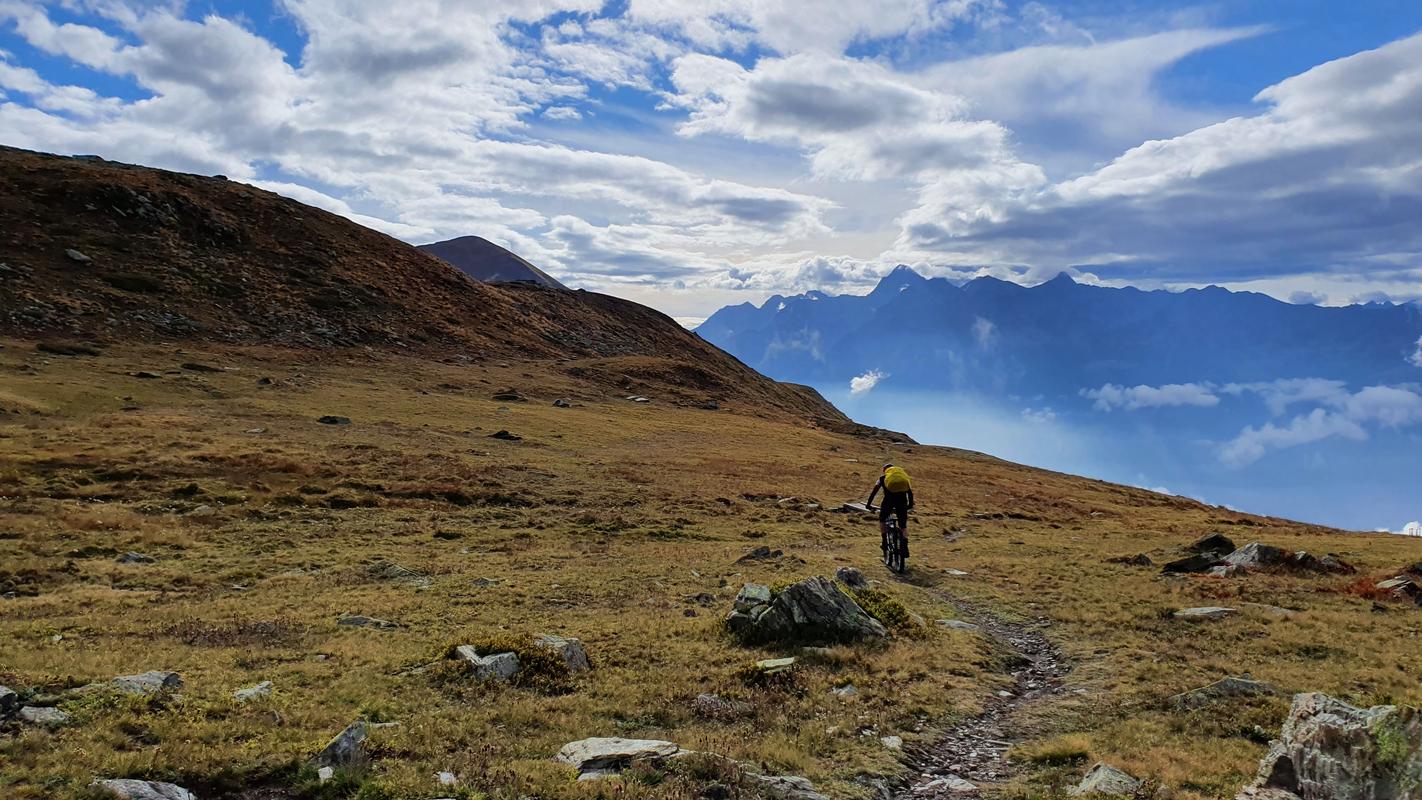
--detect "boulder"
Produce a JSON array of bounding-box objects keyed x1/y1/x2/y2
[
  {"x1": 1209, "y1": 564, "x2": 1247, "y2": 578},
  {"x1": 725, "y1": 577, "x2": 888, "y2": 645},
  {"x1": 89, "y1": 779, "x2": 195, "y2": 800},
  {"x1": 834, "y1": 566, "x2": 867, "y2": 588},
  {"x1": 1191, "y1": 533, "x2": 1237, "y2": 554},
  {"x1": 233, "y1": 681, "x2": 273, "y2": 703},
  {"x1": 556, "y1": 737, "x2": 681, "y2": 775},
  {"x1": 535, "y1": 634, "x2": 590, "y2": 673},
  {"x1": 1069, "y1": 763, "x2": 1142, "y2": 796},
  {"x1": 1170, "y1": 677, "x2": 1279, "y2": 710},
  {"x1": 1224, "y1": 543, "x2": 1290, "y2": 570},
  {"x1": 112, "y1": 671, "x2": 183, "y2": 696},
  {"x1": 1236, "y1": 693, "x2": 1422, "y2": 800},
  {"x1": 0, "y1": 684, "x2": 17, "y2": 716},
  {"x1": 453, "y1": 646, "x2": 521, "y2": 681},
  {"x1": 742, "y1": 772, "x2": 830, "y2": 800},
  {"x1": 1163, "y1": 552, "x2": 1224, "y2": 574},
  {"x1": 1174, "y1": 607, "x2": 1237, "y2": 621},
  {"x1": 19, "y1": 705, "x2": 70, "y2": 727},
  {"x1": 1377, "y1": 576, "x2": 1422, "y2": 605},
  {"x1": 313, "y1": 719, "x2": 368, "y2": 768}
]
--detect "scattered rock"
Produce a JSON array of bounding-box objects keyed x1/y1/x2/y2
[
  {"x1": 535, "y1": 634, "x2": 590, "y2": 673},
  {"x1": 1376, "y1": 575, "x2": 1422, "y2": 605},
  {"x1": 337, "y1": 614, "x2": 399, "y2": 630},
  {"x1": 89, "y1": 779, "x2": 195, "y2": 800},
  {"x1": 834, "y1": 566, "x2": 867, "y2": 588},
  {"x1": 831, "y1": 684, "x2": 858, "y2": 698},
  {"x1": 179, "y1": 362, "x2": 223, "y2": 373},
  {"x1": 838, "y1": 502, "x2": 873, "y2": 514},
  {"x1": 701, "y1": 400, "x2": 719, "y2": 410},
  {"x1": 188, "y1": 504, "x2": 215, "y2": 516},
  {"x1": 0, "y1": 684, "x2": 18, "y2": 716},
  {"x1": 116, "y1": 551, "x2": 155, "y2": 564},
  {"x1": 725, "y1": 577, "x2": 888, "y2": 645},
  {"x1": 234, "y1": 681, "x2": 273, "y2": 703},
  {"x1": 693, "y1": 692, "x2": 751, "y2": 719},
  {"x1": 471, "y1": 577, "x2": 501, "y2": 588},
  {"x1": 1223, "y1": 542, "x2": 1290, "y2": 569},
  {"x1": 368, "y1": 560, "x2": 431, "y2": 589},
  {"x1": 317, "y1": 766, "x2": 334, "y2": 784},
  {"x1": 916, "y1": 776, "x2": 979, "y2": 794},
  {"x1": 742, "y1": 772, "x2": 830, "y2": 800},
  {"x1": 112, "y1": 671, "x2": 183, "y2": 696},
  {"x1": 737, "y1": 545, "x2": 783, "y2": 562},
  {"x1": 936, "y1": 619, "x2": 980, "y2": 631},
  {"x1": 1171, "y1": 677, "x2": 1279, "y2": 710},
  {"x1": 1174, "y1": 606, "x2": 1237, "y2": 621},
  {"x1": 18, "y1": 705, "x2": 69, "y2": 727},
  {"x1": 626, "y1": 395, "x2": 650, "y2": 403},
  {"x1": 438, "y1": 771, "x2": 458, "y2": 787},
  {"x1": 65, "y1": 249, "x2": 92, "y2": 264},
  {"x1": 1069, "y1": 763, "x2": 1142, "y2": 796},
  {"x1": 881, "y1": 735, "x2": 903, "y2": 750},
  {"x1": 552, "y1": 398, "x2": 571, "y2": 408},
  {"x1": 1313, "y1": 554, "x2": 1357, "y2": 575},
  {"x1": 943, "y1": 568, "x2": 969, "y2": 576},
  {"x1": 488, "y1": 430, "x2": 521, "y2": 441},
  {"x1": 317, "y1": 415, "x2": 350, "y2": 425},
  {"x1": 753, "y1": 657, "x2": 797, "y2": 675},
  {"x1": 1106, "y1": 554, "x2": 1153, "y2": 566},
  {"x1": 313, "y1": 719, "x2": 368, "y2": 768},
  {"x1": 556, "y1": 737, "x2": 681, "y2": 776},
  {"x1": 453, "y1": 646, "x2": 521, "y2": 681},
  {"x1": 129, "y1": 371, "x2": 160, "y2": 379},
  {"x1": 1191, "y1": 533, "x2": 1237, "y2": 553},
  {"x1": 1236, "y1": 692, "x2": 1422, "y2": 800},
  {"x1": 491, "y1": 391, "x2": 525, "y2": 402},
  {"x1": 244, "y1": 427, "x2": 266, "y2": 434}
]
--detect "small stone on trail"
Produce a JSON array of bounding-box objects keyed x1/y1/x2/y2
[
  {"x1": 1068, "y1": 763, "x2": 1142, "y2": 796},
  {"x1": 917, "y1": 776, "x2": 979, "y2": 794},
  {"x1": 89, "y1": 779, "x2": 195, "y2": 800},
  {"x1": 937, "y1": 619, "x2": 980, "y2": 631},
  {"x1": 834, "y1": 566, "x2": 867, "y2": 587},
  {"x1": 1174, "y1": 606, "x2": 1237, "y2": 621},
  {"x1": 19, "y1": 705, "x2": 69, "y2": 727},
  {"x1": 234, "y1": 681, "x2": 273, "y2": 703},
  {"x1": 317, "y1": 415, "x2": 350, "y2": 425}
]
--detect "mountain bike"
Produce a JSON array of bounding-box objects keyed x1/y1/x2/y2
[{"x1": 878, "y1": 512, "x2": 907, "y2": 574}]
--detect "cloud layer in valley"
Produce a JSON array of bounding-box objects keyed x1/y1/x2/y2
[{"x1": 2, "y1": 1, "x2": 1420, "y2": 315}]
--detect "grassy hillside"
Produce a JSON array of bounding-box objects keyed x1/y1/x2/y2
[{"x1": 2, "y1": 340, "x2": 1420, "y2": 800}]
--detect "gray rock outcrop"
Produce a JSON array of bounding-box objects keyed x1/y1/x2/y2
[
  {"x1": 19, "y1": 705, "x2": 70, "y2": 726},
  {"x1": 1174, "y1": 607, "x2": 1237, "y2": 621},
  {"x1": 535, "y1": 634, "x2": 590, "y2": 672},
  {"x1": 89, "y1": 779, "x2": 196, "y2": 800},
  {"x1": 112, "y1": 671, "x2": 183, "y2": 696},
  {"x1": 725, "y1": 577, "x2": 888, "y2": 645},
  {"x1": 454, "y1": 646, "x2": 521, "y2": 681},
  {"x1": 1171, "y1": 677, "x2": 1279, "y2": 710},
  {"x1": 556, "y1": 737, "x2": 681, "y2": 778},
  {"x1": 233, "y1": 681, "x2": 273, "y2": 703},
  {"x1": 1237, "y1": 693, "x2": 1422, "y2": 799},
  {"x1": 1069, "y1": 763, "x2": 1142, "y2": 796},
  {"x1": 312, "y1": 719, "x2": 368, "y2": 768}
]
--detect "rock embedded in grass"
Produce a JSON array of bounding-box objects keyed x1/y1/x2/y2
[
  {"x1": 336, "y1": 614, "x2": 399, "y2": 630},
  {"x1": 1170, "y1": 677, "x2": 1279, "y2": 710},
  {"x1": 535, "y1": 634, "x2": 590, "y2": 672},
  {"x1": 233, "y1": 681, "x2": 273, "y2": 703},
  {"x1": 726, "y1": 577, "x2": 888, "y2": 645},
  {"x1": 116, "y1": 551, "x2": 156, "y2": 564},
  {"x1": 111, "y1": 671, "x2": 183, "y2": 695},
  {"x1": 0, "y1": 684, "x2": 17, "y2": 716},
  {"x1": 487, "y1": 429, "x2": 521, "y2": 441},
  {"x1": 317, "y1": 415, "x2": 351, "y2": 425},
  {"x1": 1162, "y1": 552, "x2": 1224, "y2": 574},
  {"x1": 18, "y1": 705, "x2": 69, "y2": 727},
  {"x1": 313, "y1": 719, "x2": 368, "y2": 768},
  {"x1": 834, "y1": 566, "x2": 867, "y2": 588},
  {"x1": 1068, "y1": 763, "x2": 1141, "y2": 796},
  {"x1": 1190, "y1": 533, "x2": 1236, "y2": 554},
  {"x1": 453, "y1": 646, "x2": 521, "y2": 681},
  {"x1": 64, "y1": 248, "x2": 92, "y2": 264},
  {"x1": 89, "y1": 778, "x2": 195, "y2": 800},
  {"x1": 555, "y1": 737, "x2": 681, "y2": 778},
  {"x1": 1173, "y1": 607, "x2": 1237, "y2": 621}
]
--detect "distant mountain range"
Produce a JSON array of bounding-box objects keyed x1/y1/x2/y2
[
  {"x1": 419, "y1": 235, "x2": 566, "y2": 289},
  {"x1": 698, "y1": 267, "x2": 1422, "y2": 395}
]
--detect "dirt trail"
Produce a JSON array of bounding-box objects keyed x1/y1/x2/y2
[{"x1": 896, "y1": 593, "x2": 1070, "y2": 798}]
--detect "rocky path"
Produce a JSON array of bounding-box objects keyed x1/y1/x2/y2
[{"x1": 896, "y1": 594, "x2": 1070, "y2": 798}]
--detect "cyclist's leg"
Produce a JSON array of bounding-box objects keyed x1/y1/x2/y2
[
  {"x1": 878, "y1": 507, "x2": 890, "y2": 553},
  {"x1": 892, "y1": 498, "x2": 909, "y2": 558}
]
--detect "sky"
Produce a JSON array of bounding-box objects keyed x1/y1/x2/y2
[{"x1": 2, "y1": 1, "x2": 1421, "y2": 322}]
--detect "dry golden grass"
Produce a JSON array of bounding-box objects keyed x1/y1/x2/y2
[{"x1": 2, "y1": 338, "x2": 1420, "y2": 800}]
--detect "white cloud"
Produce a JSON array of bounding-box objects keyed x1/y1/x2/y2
[
  {"x1": 1219, "y1": 378, "x2": 1349, "y2": 417},
  {"x1": 1082, "y1": 382, "x2": 1220, "y2": 411},
  {"x1": 1021, "y1": 406, "x2": 1055, "y2": 423},
  {"x1": 850, "y1": 369, "x2": 888, "y2": 395},
  {"x1": 1411, "y1": 335, "x2": 1422, "y2": 367},
  {"x1": 972, "y1": 316, "x2": 997, "y2": 348},
  {"x1": 1219, "y1": 383, "x2": 1422, "y2": 466}
]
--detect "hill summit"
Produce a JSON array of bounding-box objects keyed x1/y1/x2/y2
[{"x1": 418, "y1": 235, "x2": 567, "y2": 289}]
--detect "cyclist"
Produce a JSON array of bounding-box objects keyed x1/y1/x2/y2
[{"x1": 866, "y1": 463, "x2": 913, "y2": 558}]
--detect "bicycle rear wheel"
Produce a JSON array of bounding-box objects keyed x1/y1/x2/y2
[{"x1": 890, "y1": 529, "x2": 906, "y2": 573}]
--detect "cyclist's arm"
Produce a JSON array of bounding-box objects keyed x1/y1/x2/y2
[
  {"x1": 865, "y1": 479, "x2": 882, "y2": 507},
  {"x1": 907, "y1": 488, "x2": 915, "y2": 510}
]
